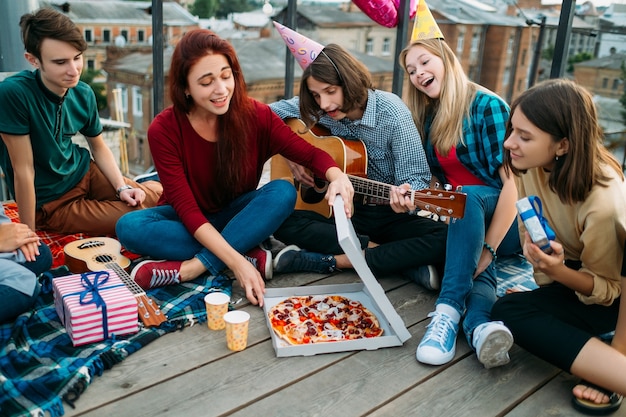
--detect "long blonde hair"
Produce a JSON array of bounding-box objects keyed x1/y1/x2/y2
[{"x1": 399, "y1": 38, "x2": 490, "y2": 155}]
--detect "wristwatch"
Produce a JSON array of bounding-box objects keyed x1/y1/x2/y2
[{"x1": 116, "y1": 184, "x2": 133, "y2": 199}]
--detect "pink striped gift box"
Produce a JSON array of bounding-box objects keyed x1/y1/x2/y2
[{"x1": 53, "y1": 269, "x2": 139, "y2": 346}]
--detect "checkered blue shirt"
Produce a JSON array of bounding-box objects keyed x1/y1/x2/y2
[
  {"x1": 270, "y1": 90, "x2": 431, "y2": 190},
  {"x1": 424, "y1": 90, "x2": 510, "y2": 189}
]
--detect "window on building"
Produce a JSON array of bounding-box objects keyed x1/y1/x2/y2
[
  {"x1": 507, "y1": 33, "x2": 514, "y2": 55},
  {"x1": 503, "y1": 66, "x2": 511, "y2": 87},
  {"x1": 456, "y1": 28, "x2": 465, "y2": 57},
  {"x1": 132, "y1": 86, "x2": 143, "y2": 116},
  {"x1": 138, "y1": 30, "x2": 145, "y2": 43},
  {"x1": 521, "y1": 48, "x2": 527, "y2": 66},
  {"x1": 613, "y1": 79, "x2": 620, "y2": 90},
  {"x1": 366, "y1": 38, "x2": 374, "y2": 55},
  {"x1": 87, "y1": 59, "x2": 95, "y2": 70},
  {"x1": 103, "y1": 29, "x2": 111, "y2": 43},
  {"x1": 382, "y1": 38, "x2": 391, "y2": 56},
  {"x1": 471, "y1": 31, "x2": 480, "y2": 53},
  {"x1": 602, "y1": 78, "x2": 609, "y2": 89},
  {"x1": 121, "y1": 30, "x2": 129, "y2": 42},
  {"x1": 84, "y1": 29, "x2": 93, "y2": 43},
  {"x1": 118, "y1": 85, "x2": 128, "y2": 114}
]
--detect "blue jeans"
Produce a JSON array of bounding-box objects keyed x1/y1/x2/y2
[
  {"x1": 116, "y1": 180, "x2": 296, "y2": 276},
  {"x1": 0, "y1": 243, "x2": 52, "y2": 323},
  {"x1": 435, "y1": 185, "x2": 520, "y2": 348}
]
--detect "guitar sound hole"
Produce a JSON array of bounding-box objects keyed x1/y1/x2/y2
[
  {"x1": 95, "y1": 255, "x2": 114, "y2": 264},
  {"x1": 299, "y1": 177, "x2": 329, "y2": 204}
]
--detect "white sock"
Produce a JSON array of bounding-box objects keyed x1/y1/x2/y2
[{"x1": 435, "y1": 303, "x2": 461, "y2": 323}]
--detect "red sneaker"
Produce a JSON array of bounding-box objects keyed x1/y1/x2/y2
[
  {"x1": 130, "y1": 260, "x2": 182, "y2": 289},
  {"x1": 245, "y1": 246, "x2": 273, "y2": 280}
]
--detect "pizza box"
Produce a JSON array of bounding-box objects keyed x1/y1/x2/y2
[{"x1": 263, "y1": 195, "x2": 412, "y2": 357}]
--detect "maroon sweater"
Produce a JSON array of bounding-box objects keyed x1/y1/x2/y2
[{"x1": 147, "y1": 99, "x2": 337, "y2": 234}]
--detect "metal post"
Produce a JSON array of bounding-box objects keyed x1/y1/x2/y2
[
  {"x1": 392, "y1": 0, "x2": 410, "y2": 96},
  {"x1": 528, "y1": 15, "x2": 546, "y2": 88},
  {"x1": 550, "y1": 0, "x2": 576, "y2": 79},
  {"x1": 152, "y1": 0, "x2": 164, "y2": 117},
  {"x1": 283, "y1": 0, "x2": 297, "y2": 99}
]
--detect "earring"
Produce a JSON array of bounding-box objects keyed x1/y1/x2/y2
[{"x1": 555, "y1": 155, "x2": 559, "y2": 161}]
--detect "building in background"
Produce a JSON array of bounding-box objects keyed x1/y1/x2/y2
[{"x1": 40, "y1": 0, "x2": 200, "y2": 71}]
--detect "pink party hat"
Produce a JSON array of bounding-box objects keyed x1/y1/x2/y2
[
  {"x1": 411, "y1": 0, "x2": 444, "y2": 41},
  {"x1": 273, "y1": 21, "x2": 325, "y2": 70}
]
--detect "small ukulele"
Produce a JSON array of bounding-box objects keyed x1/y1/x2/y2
[
  {"x1": 271, "y1": 118, "x2": 467, "y2": 219},
  {"x1": 64, "y1": 237, "x2": 167, "y2": 328}
]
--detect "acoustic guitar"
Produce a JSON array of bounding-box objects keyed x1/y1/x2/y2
[
  {"x1": 64, "y1": 237, "x2": 166, "y2": 328},
  {"x1": 271, "y1": 118, "x2": 467, "y2": 219}
]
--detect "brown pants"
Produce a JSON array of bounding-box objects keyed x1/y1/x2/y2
[{"x1": 36, "y1": 162, "x2": 161, "y2": 236}]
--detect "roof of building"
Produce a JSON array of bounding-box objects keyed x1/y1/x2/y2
[
  {"x1": 41, "y1": 0, "x2": 198, "y2": 26},
  {"x1": 574, "y1": 52, "x2": 626, "y2": 70},
  {"x1": 104, "y1": 37, "x2": 393, "y2": 83}
]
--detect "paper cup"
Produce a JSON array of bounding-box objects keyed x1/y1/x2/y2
[
  {"x1": 204, "y1": 292, "x2": 230, "y2": 330},
  {"x1": 224, "y1": 310, "x2": 250, "y2": 351}
]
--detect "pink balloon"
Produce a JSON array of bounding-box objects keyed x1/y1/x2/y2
[
  {"x1": 352, "y1": 0, "x2": 398, "y2": 28},
  {"x1": 392, "y1": 0, "x2": 417, "y2": 19}
]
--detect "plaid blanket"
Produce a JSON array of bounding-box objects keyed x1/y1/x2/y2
[
  {"x1": 0, "y1": 267, "x2": 232, "y2": 417},
  {"x1": 495, "y1": 254, "x2": 537, "y2": 296},
  {"x1": 3, "y1": 202, "x2": 140, "y2": 269}
]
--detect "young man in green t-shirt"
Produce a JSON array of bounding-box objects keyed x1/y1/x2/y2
[{"x1": 0, "y1": 8, "x2": 161, "y2": 235}]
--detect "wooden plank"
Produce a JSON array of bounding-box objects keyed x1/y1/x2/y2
[
  {"x1": 228, "y1": 318, "x2": 473, "y2": 416},
  {"x1": 65, "y1": 274, "x2": 432, "y2": 416},
  {"x1": 367, "y1": 346, "x2": 560, "y2": 417},
  {"x1": 65, "y1": 272, "x2": 412, "y2": 415},
  {"x1": 507, "y1": 372, "x2": 626, "y2": 417}
]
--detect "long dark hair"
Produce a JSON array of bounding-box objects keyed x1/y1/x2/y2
[
  {"x1": 299, "y1": 43, "x2": 371, "y2": 129},
  {"x1": 169, "y1": 29, "x2": 254, "y2": 204},
  {"x1": 503, "y1": 79, "x2": 623, "y2": 204}
]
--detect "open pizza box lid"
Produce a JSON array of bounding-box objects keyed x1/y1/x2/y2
[{"x1": 263, "y1": 195, "x2": 412, "y2": 357}]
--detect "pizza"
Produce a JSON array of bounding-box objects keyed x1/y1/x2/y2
[{"x1": 267, "y1": 294, "x2": 384, "y2": 345}]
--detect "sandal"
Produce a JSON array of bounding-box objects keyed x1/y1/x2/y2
[{"x1": 572, "y1": 381, "x2": 623, "y2": 415}]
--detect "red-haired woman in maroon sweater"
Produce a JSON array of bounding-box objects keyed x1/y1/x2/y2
[{"x1": 116, "y1": 29, "x2": 353, "y2": 307}]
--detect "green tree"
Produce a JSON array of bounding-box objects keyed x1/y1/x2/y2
[
  {"x1": 80, "y1": 69, "x2": 107, "y2": 112},
  {"x1": 215, "y1": 0, "x2": 254, "y2": 19},
  {"x1": 191, "y1": 0, "x2": 219, "y2": 18},
  {"x1": 567, "y1": 52, "x2": 593, "y2": 73},
  {"x1": 541, "y1": 44, "x2": 555, "y2": 61}
]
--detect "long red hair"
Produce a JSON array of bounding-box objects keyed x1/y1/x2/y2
[{"x1": 168, "y1": 29, "x2": 254, "y2": 204}]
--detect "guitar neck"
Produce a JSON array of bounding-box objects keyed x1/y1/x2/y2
[
  {"x1": 348, "y1": 174, "x2": 465, "y2": 219},
  {"x1": 348, "y1": 174, "x2": 392, "y2": 200},
  {"x1": 106, "y1": 261, "x2": 147, "y2": 296}
]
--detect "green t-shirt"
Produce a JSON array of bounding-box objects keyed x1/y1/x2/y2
[{"x1": 0, "y1": 70, "x2": 102, "y2": 208}]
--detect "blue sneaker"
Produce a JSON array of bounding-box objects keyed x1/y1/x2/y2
[
  {"x1": 273, "y1": 245, "x2": 337, "y2": 274},
  {"x1": 133, "y1": 171, "x2": 160, "y2": 183},
  {"x1": 416, "y1": 311, "x2": 459, "y2": 365}
]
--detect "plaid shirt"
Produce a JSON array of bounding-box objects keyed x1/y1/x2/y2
[
  {"x1": 424, "y1": 90, "x2": 510, "y2": 189},
  {"x1": 270, "y1": 90, "x2": 431, "y2": 190}
]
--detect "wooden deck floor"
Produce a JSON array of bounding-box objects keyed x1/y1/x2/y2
[{"x1": 60, "y1": 267, "x2": 623, "y2": 417}]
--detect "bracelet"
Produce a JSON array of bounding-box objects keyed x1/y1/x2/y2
[
  {"x1": 116, "y1": 184, "x2": 133, "y2": 199},
  {"x1": 483, "y1": 242, "x2": 497, "y2": 260}
]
